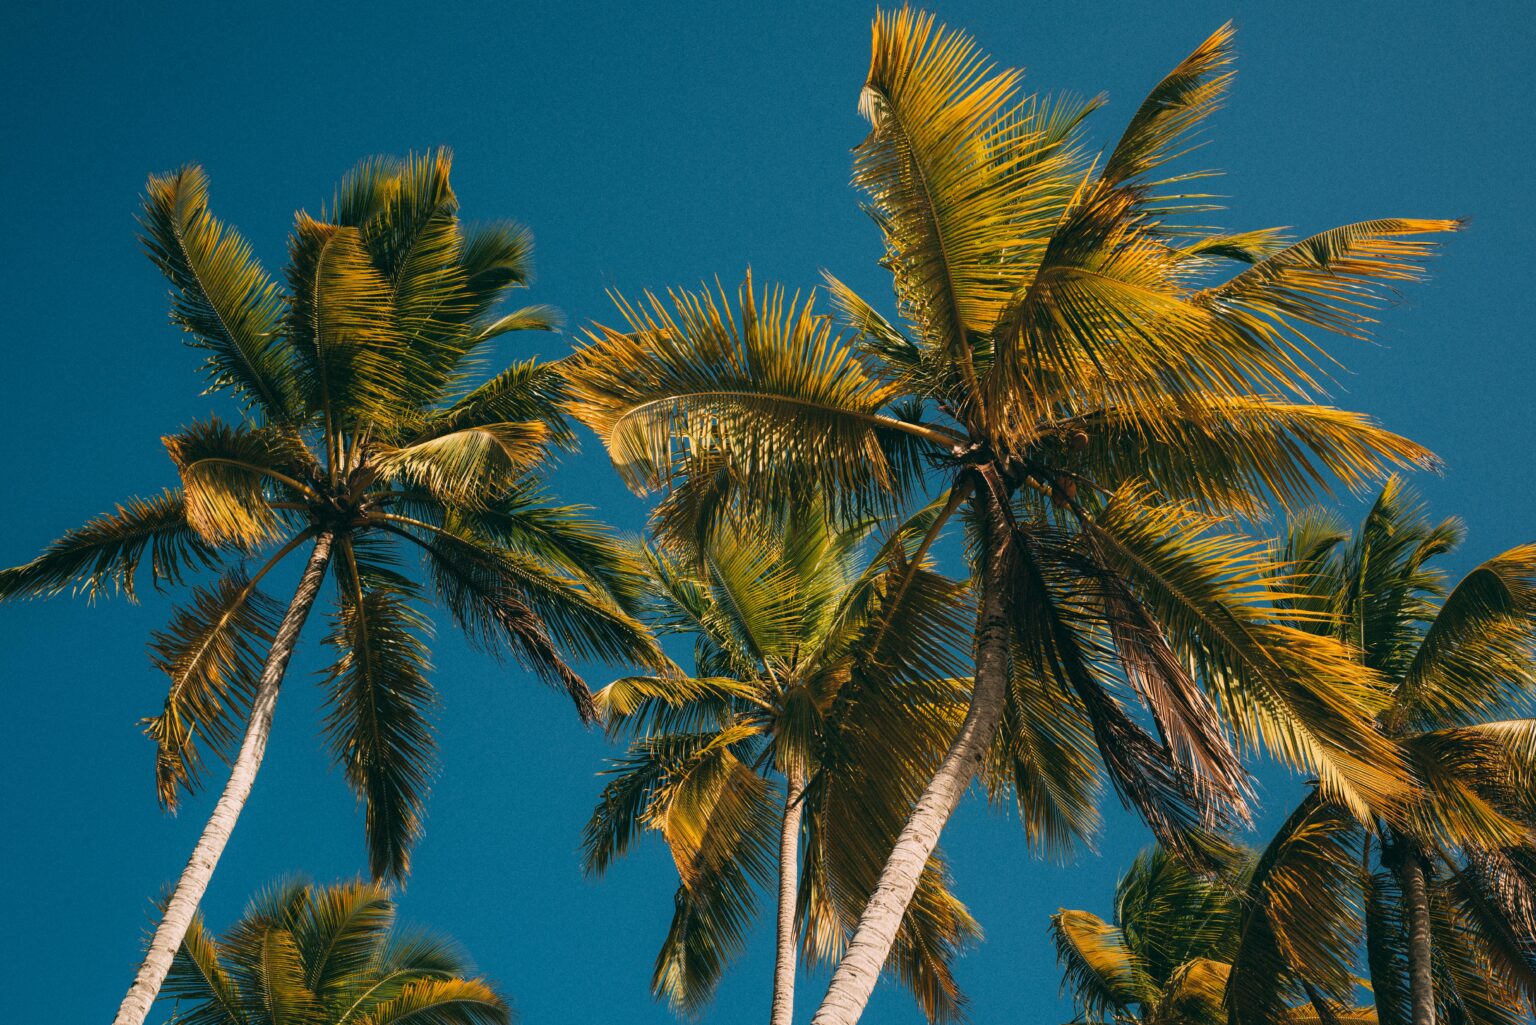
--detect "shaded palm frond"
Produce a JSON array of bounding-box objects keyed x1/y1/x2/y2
[
  {"x1": 144, "y1": 568, "x2": 285, "y2": 809},
  {"x1": 0, "y1": 489, "x2": 219, "y2": 602}
]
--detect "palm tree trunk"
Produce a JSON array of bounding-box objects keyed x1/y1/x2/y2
[
  {"x1": 771, "y1": 769, "x2": 806, "y2": 1025},
  {"x1": 112, "y1": 531, "x2": 336, "y2": 1025},
  {"x1": 1396, "y1": 846, "x2": 1437, "y2": 1025},
  {"x1": 809, "y1": 491, "x2": 1010, "y2": 1025}
]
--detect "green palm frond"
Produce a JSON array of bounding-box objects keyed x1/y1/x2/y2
[
  {"x1": 1076, "y1": 397, "x2": 1436, "y2": 515},
  {"x1": 138, "y1": 165, "x2": 298, "y2": 419},
  {"x1": 322, "y1": 539, "x2": 438, "y2": 882},
  {"x1": 1088, "y1": 488, "x2": 1406, "y2": 822},
  {"x1": 374, "y1": 421, "x2": 550, "y2": 504},
  {"x1": 0, "y1": 489, "x2": 218, "y2": 601},
  {"x1": 564, "y1": 272, "x2": 945, "y2": 522},
  {"x1": 284, "y1": 215, "x2": 415, "y2": 436},
  {"x1": 1099, "y1": 23, "x2": 1234, "y2": 192},
  {"x1": 144, "y1": 567, "x2": 285, "y2": 809},
  {"x1": 163, "y1": 878, "x2": 510, "y2": 1025},
  {"x1": 1195, "y1": 219, "x2": 1463, "y2": 339},
  {"x1": 1399, "y1": 543, "x2": 1536, "y2": 730},
  {"x1": 365, "y1": 978, "x2": 510, "y2": 1025},
  {"x1": 164, "y1": 418, "x2": 316, "y2": 546},
  {"x1": 1228, "y1": 792, "x2": 1367, "y2": 1025},
  {"x1": 1051, "y1": 908, "x2": 1158, "y2": 1020}
]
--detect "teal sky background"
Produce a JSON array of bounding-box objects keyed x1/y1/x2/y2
[{"x1": 2, "y1": 2, "x2": 1533, "y2": 1022}]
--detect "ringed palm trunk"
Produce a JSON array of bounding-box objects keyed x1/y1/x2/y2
[
  {"x1": 112, "y1": 532, "x2": 336, "y2": 1025},
  {"x1": 1395, "y1": 845, "x2": 1438, "y2": 1025},
  {"x1": 810, "y1": 491, "x2": 1011, "y2": 1025},
  {"x1": 771, "y1": 769, "x2": 806, "y2": 1025}
]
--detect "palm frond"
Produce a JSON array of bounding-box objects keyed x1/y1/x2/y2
[
  {"x1": 138, "y1": 165, "x2": 298, "y2": 419},
  {"x1": 143, "y1": 567, "x2": 285, "y2": 809},
  {"x1": 1051, "y1": 908, "x2": 1158, "y2": 1019},
  {"x1": 164, "y1": 417, "x2": 314, "y2": 546},
  {"x1": 1195, "y1": 219, "x2": 1463, "y2": 339},
  {"x1": 365, "y1": 978, "x2": 511, "y2": 1025},
  {"x1": 1088, "y1": 488, "x2": 1407, "y2": 822},
  {"x1": 323, "y1": 538, "x2": 438, "y2": 882},
  {"x1": 564, "y1": 272, "x2": 942, "y2": 521},
  {"x1": 1228, "y1": 791, "x2": 1367, "y2": 1025},
  {"x1": 0, "y1": 489, "x2": 219, "y2": 602}
]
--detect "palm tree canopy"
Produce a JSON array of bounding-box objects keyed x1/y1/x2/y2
[
  {"x1": 1225, "y1": 481, "x2": 1536, "y2": 1025},
  {"x1": 1054, "y1": 843, "x2": 1378, "y2": 1025},
  {"x1": 0, "y1": 150, "x2": 664, "y2": 881},
  {"x1": 565, "y1": 11, "x2": 1460, "y2": 865},
  {"x1": 158, "y1": 877, "x2": 511, "y2": 1025},
  {"x1": 583, "y1": 503, "x2": 980, "y2": 1021}
]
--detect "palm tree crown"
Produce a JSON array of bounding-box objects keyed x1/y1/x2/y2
[
  {"x1": 2, "y1": 149, "x2": 658, "y2": 878},
  {"x1": 1226, "y1": 481, "x2": 1536, "y2": 1025},
  {"x1": 584, "y1": 504, "x2": 978, "y2": 1021},
  {"x1": 159, "y1": 877, "x2": 511, "y2": 1025}
]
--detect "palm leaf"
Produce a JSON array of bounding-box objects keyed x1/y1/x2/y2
[{"x1": 138, "y1": 165, "x2": 298, "y2": 419}]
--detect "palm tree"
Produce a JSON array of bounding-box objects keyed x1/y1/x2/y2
[
  {"x1": 1053, "y1": 845, "x2": 1375, "y2": 1025},
  {"x1": 1225, "y1": 480, "x2": 1536, "y2": 1025},
  {"x1": 0, "y1": 151, "x2": 660, "y2": 1025},
  {"x1": 155, "y1": 877, "x2": 511, "y2": 1025},
  {"x1": 564, "y1": 11, "x2": 1457, "y2": 1024},
  {"x1": 582, "y1": 502, "x2": 978, "y2": 1023}
]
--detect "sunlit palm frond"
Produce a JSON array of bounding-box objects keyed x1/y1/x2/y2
[
  {"x1": 1099, "y1": 23, "x2": 1234, "y2": 192},
  {"x1": 374, "y1": 421, "x2": 550, "y2": 505},
  {"x1": 164, "y1": 418, "x2": 315, "y2": 546},
  {"x1": 1051, "y1": 908, "x2": 1157, "y2": 1020},
  {"x1": 0, "y1": 489, "x2": 219, "y2": 602},
  {"x1": 1399, "y1": 544, "x2": 1536, "y2": 730},
  {"x1": 138, "y1": 165, "x2": 298, "y2": 420},
  {"x1": 1088, "y1": 488, "x2": 1406, "y2": 822},
  {"x1": 564, "y1": 272, "x2": 944, "y2": 521},
  {"x1": 1077, "y1": 397, "x2": 1436, "y2": 515},
  {"x1": 857, "y1": 7, "x2": 1093, "y2": 410},
  {"x1": 471, "y1": 304, "x2": 562, "y2": 344},
  {"x1": 291, "y1": 878, "x2": 394, "y2": 1000},
  {"x1": 284, "y1": 215, "x2": 415, "y2": 435},
  {"x1": 1195, "y1": 219, "x2": 1463, "y2": 339},
  {"x1": 364, "y1": 978, "x2": 510, "y2": 1025}
]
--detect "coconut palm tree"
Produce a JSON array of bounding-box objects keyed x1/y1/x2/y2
[
  {"x1": 155, "y1": 877, "x2": 511, "y2": 1025},
  {"x1": 1053, "y1": 845, "x2": 1376, "y2": 1025},
  {"x1": 583, "y1": 502, "x2": 978, "y2": 1023},
  {"x1": 0, "y1": 151, "x2": 660, "y2": 1025},
  {"x1": 564, "y1": 11, "x2": 1458, "y2": 1023},
  {"x1": 1225, "y1": 480, "x2": 1536, "y2": 1025}
]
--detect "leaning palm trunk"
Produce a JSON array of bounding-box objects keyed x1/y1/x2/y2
[
  {"x1": 771, "y1": 770, "x2": 806, "y2": 1025},
  {"x1": 809, "y1": 495, "x2": 1011, "y2": 1025},
  {"x1": 1396, "y1": 845, "x2": 1438, "y2": 1025},
  {"x1": 112, "y1": 532, "x2": 335, "y2": 1025}
]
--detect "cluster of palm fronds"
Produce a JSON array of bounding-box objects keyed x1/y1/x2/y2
[{"x1": 2, "y1": 7, "x2": 1529, "y2": 1025}]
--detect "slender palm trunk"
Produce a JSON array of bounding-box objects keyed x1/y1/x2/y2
[
  {"x1": 771, "y1": 770, "x2": 806, "y2": 1025},
  {"x1": 810, "y1": 492, "x2": 1010, "y2": 1025},
  {"x1": 113, "y1": 532, "x2": 335, "y2": 1025},
  {"x1": 1396, "y1": 846, "x2": 1437, "y2": 1025}
]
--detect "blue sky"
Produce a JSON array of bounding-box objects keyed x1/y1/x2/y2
[{"x1": 2, "y1": 2, "x2": 1533, "y2": 1022}]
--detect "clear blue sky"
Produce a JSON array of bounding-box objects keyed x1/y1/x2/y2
[{"x1": 2, "y1": 2, "x2": 1532, "y2": 1022}]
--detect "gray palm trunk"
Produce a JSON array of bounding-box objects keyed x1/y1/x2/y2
[
  {"x1": 771, "y1": 770, "x2": 806, "y2": 1025},
  {"x1": 112, "y1": 532, "x2": 336, "y2": 1025},
  {"x1": 809, "y1": 492, "x2": 1011, "y2": 1025},
  {"x1": 1396, "y1": 846, "x2": 1438, "y2": 1025}
]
